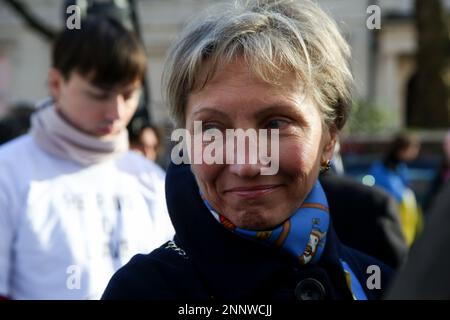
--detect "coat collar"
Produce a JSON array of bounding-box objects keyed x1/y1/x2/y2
[{"x1": 165, "y1": 163, "x2": 352, "y2": 300}]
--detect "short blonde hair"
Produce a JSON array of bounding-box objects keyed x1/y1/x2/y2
[{"x1": 163, "y1": 0, "x2": 353, "y2": 130}]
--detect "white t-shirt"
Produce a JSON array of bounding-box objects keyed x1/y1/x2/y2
[{"x1": 0, "y1": 135, "x2": 174, "y2": 299}]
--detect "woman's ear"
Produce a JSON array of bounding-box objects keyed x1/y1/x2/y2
[
  {"x1": 321, "y1": 126, "x2": 337, "y2": 164},
  {"x1": 48, "y1": 68, "x2": 63, "y2": 101}
]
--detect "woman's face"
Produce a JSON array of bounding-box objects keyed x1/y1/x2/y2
[{"x1": 186, "y1": 59, "x2": 335, "y2": 230}]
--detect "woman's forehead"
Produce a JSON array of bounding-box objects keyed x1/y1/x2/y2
[
  {"x1": 184, "y1": 58, "x2": 317, "y2": 125},
  {"x1": 192, "y1": 58, "x2": 304, "y2": 96}
]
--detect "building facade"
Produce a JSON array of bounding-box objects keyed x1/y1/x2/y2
[{"x1": 0, "y1": 0, "x2": 449, "y2": 132}]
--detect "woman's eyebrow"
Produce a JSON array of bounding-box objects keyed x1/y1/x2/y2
[
  {"x1": 191, "y1": 104, "x2": 308, "y2": 123},
  {"x1": 192, "y1": 107, "x2": 230, "y2": 119},
  {"x1": 256, "y1": 104, "x2": 305, "y2": 119}
]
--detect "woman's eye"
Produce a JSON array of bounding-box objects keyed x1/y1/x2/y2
[
  {"x1": 202, "y1": 123, "x2": 223, "y2": 132},
  {"x1": 265, "y1": 119, "x2": 290, "y2": 130}
]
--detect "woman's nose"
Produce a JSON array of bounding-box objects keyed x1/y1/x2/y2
[
  {"x1": 227, "y1": 134, "x2": 268, "y2": 177},
  {"x1": 228, "y1": 144, "x2": 263, "y2": 178},
  {"x1": 228, "y1": 162, "x2": 262, "y2": 178}
]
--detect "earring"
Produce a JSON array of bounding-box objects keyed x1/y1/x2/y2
[{"x1": 320, "y1": 160, "x2": 331, "y2": 174}]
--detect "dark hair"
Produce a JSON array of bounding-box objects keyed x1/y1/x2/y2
[
  {"x1": 384, "y1": 132, "x2": 420, "y2": 168},
  {"x1": 52, "y1": 16, "x2": 147, "y2": 89},
  {"x1": 128, "y1": 117, "x2": 161, "y2": 147}
]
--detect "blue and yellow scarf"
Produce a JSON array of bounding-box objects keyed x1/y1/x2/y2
[{"x1": 202, "y1": 180, "x2": 367, "y2": 300}]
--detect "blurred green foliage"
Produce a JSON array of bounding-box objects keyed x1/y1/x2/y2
[{"x1": 346, "y1": 100, "x2": 396, "y2": 134}]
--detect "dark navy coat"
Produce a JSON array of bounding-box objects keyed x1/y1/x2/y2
[
  {"x1": 320, "y1": 172, "x2": 407, "y2": 269},
  {"x1": 102, "y1": 163, "x2": 393, "y2": 300}
]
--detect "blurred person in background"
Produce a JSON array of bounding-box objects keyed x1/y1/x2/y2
[
  {"x1": 386, "y1": 180, "x2": 450, "y2": 299},
  {"x1": 369, "y1": 132, "x2": 423, "y2": 247},
  {"x1": 0, "y1": 102, "x2": 35, "y2": 145},
  {"x1": 424, "y1": 130, "x2": 450, "y2": 210},
  {"x1": 321, "y1": 167, "x2": 407, "y2": 269},
  {"x1": 128, "y1": 118, "x2": 164, "y2": 166},
  {"x1": 0, "y1": 16, "x2": 173, "y2": 300},
  {"x1": 321, "y1": 139, "x2": 407, "y2": 269}
]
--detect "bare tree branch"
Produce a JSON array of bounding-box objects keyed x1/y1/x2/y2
[{"x1": 1, "y1": 0, "x2": 58, "y2": 41}]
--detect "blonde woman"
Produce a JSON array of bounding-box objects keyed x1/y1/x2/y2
[{"x1": 103, "y1": 0, "x2": 393, "y2": 300}]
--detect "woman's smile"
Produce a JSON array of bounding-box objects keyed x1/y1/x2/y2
[{"x1": 223, "y1": 184, "x2": 283, "y2": 199}]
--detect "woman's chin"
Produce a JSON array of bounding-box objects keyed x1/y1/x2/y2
[{"x1": 229, "y1": 211, "x2": 286, "y2": 231}]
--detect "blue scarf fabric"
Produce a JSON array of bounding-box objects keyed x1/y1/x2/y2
[
  {"x1": 202, "y1": 181, "x2": 330, "y2": 265},
  {"x1": 201, "y1": 180, "x2": 368, "y2": 300}
]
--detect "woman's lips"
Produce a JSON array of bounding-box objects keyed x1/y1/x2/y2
[{"x1": 224, "y1": 184, "x2": 282, "y2": 199}]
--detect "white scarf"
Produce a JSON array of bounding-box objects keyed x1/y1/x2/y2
[{"x1": 31, "y1": 103, "x2": 129, "y2": 166}]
